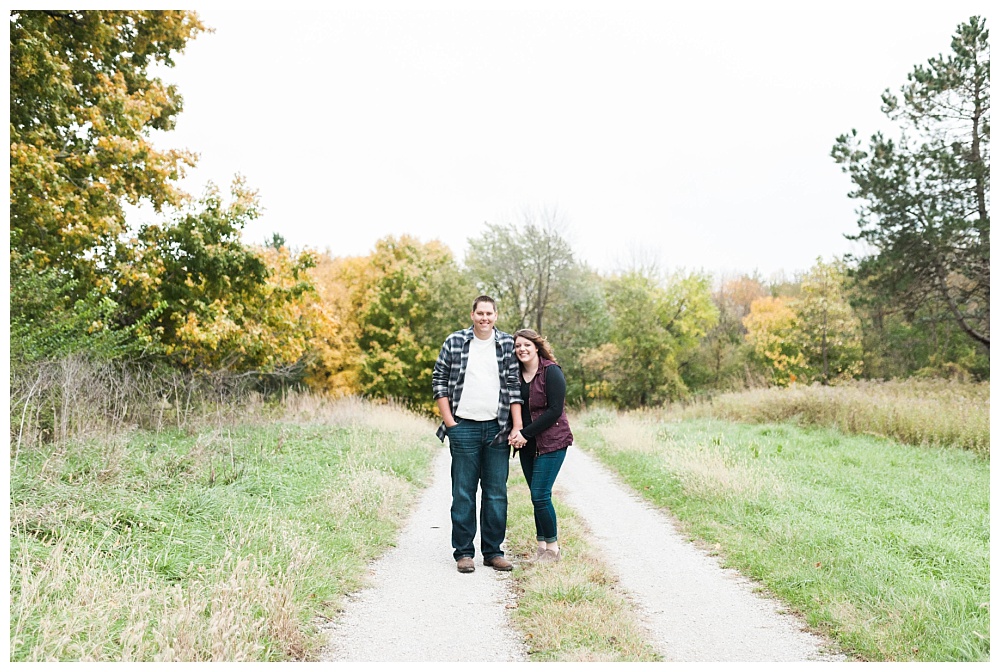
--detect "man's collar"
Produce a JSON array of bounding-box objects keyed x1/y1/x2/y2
[{"x1": 466, "y1": 325, "x2": 497, "y2": 341}]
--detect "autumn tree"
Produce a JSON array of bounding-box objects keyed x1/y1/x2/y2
[
  {"x1": 111, "y1": 180, "x2": 328, "y2": 376},
  {"x1": 10, "y1": 10, "x2": 204, "y2": 287},
  {"x1": 832, "y1": 16, "x2": 990, "y2": 351},
  {"x1": 792, "y1": 259, "x2": 864, "y2": 383},
  {"x1": 304, "y1": 252, "x2": 369, "y2": 396},
  {"x1": 743, "y1": 296, "x2": 808, "y2": 386}
]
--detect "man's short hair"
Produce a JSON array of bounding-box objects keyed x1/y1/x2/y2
[{"x1": 472, "y1": 295, "x2": 497, "y2": 312}]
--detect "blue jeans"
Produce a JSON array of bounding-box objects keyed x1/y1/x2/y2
[
  {"x1": 518, "y1": 447, "x2": 567, "y2": 542},
  {"x1": 447, "y1": 418, "x2": 509, "y2": 560}
]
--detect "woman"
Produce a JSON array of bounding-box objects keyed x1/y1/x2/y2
[{"x1": 507, "y1": 328, "x2": 574, "y2": 563}]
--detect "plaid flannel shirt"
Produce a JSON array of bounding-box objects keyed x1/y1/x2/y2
[{"x1": 432, "y1": 326, "x2": 523, "y2": 444}]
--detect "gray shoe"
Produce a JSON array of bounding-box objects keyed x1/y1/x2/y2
[
  {"x1": 536, "y1": 549, "x2": 562, "y2": 563},
  {"x1": 457, "y1": 556, "x2": 475, "y2": 573}
]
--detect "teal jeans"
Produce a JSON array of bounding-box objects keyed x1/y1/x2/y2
[{"x1": 518, "y1": 447, "x2": 567, "y2": 542}]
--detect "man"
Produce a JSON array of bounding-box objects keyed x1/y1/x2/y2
[{"x1": 432, "y1": 295, "x2": 523, "y2": 573}]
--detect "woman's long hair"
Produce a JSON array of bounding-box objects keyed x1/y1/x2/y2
[{"x1": 513, "y1": 328, "x2": 557, "y2": 364}]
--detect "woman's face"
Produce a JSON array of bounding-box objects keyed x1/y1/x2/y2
[{"x1": 514, "y1": 336, "x2": 538, "y2": 366}]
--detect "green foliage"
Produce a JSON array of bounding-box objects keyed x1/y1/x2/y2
[
  {"x1": 356, "y1": 236, "x2": 472, "y2": 409},
  {"x1": 850, "y1": 275, "x2": 990, "y2": 381},
  {"x1": 9, "y1": 262, "x2": 162, "y2": 364},
  {"x1": 604, "y1": 270, "x2": 719, "y2": 406},
  {"x1": 832, "y1": 16, "x2": 989, "y2": 351},
  {"x1": 792, "y1": 259, "x2": 863, "y2": 383},
  {"x1": 112, "y1": 180, "x2": 276, "y2": 369},
  {"x1": 535, "y1": 265, "x2": 613, "y2": 406}
]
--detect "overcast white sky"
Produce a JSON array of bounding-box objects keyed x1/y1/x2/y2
[{"x1": 148, "y1": 1, "x2": 990, "y2": 280}]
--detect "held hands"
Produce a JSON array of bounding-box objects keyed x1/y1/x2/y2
[{"x1": 508, "y1": 429, "x2": 527, "y2": 450}]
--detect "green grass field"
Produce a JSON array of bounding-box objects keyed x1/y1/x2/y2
[
  {"x1": 574, "y1": 410, "x2": 989, "y2": 662},
  {"x1": 10, "y1": 382, "x2": 990, "y2": 662},
  {"x1": 10, "y1": 398, "x2": 437, "y2": 661}
]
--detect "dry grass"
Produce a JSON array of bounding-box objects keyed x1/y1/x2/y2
[
  {"x1": 10, "y1": 392, "x2": 439, "y2": 662},
  {"x1": 11, "y1": 529, "x2": 313, "y2": 661},
  {"x1": 281, "y1": 392, "x2": 434, "y2": 437},
  {"x1": 506, "y1": 479, "x2": 661, "y2": 661},
  {"x1": 585, "y1": 411, "x2": 773, "y2": 500},
  {"x1": 676, "y1": 379, "x2": 989, "y2": 456},
  {"x1": 8, "y1": 355, "x2": 290, "y2": 458}
]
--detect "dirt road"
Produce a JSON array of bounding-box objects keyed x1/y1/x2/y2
[{"x1": 321, "y1": 446, "x2": 843, "y2": 662}]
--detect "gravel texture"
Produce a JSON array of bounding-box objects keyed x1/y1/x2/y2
[
  {"x1": 321, "y1": 445, "x2": 844, "y2": 662},
  {"x1": 320, "y1": 447, "x2": 527, "y2": 662}
]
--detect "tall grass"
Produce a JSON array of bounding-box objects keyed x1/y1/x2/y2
[
  {"x1": 9, "y1": 354, "x2": 304, "y2": 454},
  {"x1": 675, "y1": 379, "x2": 989, "y2": 457},
  {"x1": 10, "y1": 396, "x2": 438, "y2": 661},
  {"x1": 574, "y1": 409, "x2": 990, "y2": 662}
]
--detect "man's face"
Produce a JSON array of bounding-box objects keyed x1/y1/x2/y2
[{"x1": 471, "y1": 302, "x2": 497, "y2": 337}]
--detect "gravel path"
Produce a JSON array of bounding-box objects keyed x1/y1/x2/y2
[
  {"x1": 321, "y1": 445, "x2": 844, "y2": 662},
  {"x1": 557, "y1": 448, "x2": 844, "y2": 662},
  {"x1": 320, "y1": 447, "x2": 527, "y2": 662}
]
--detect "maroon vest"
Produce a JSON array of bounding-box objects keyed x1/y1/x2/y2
[{"x1": 528, "y1": 358, "x2": 574, "y2": 455}]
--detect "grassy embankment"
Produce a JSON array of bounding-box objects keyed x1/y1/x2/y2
[
  {"x1": 574, "y1": 380, "x2": 989, "y2": 662},
  {"x1": 10, "y1": 396, "x2": 437, "y2": 662}
]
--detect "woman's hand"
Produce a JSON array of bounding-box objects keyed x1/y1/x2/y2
[{"x1": 508, "y1": 429, "x2": 527, "y2": 449}]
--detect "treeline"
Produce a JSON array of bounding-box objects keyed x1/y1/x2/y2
[{"x1": 9, "y1": 11, "x2": 989, "y2": 426}]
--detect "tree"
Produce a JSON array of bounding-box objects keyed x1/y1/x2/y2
[
  {"x1": 10, "y1": 10, "x2": 205, "y2": 288},
  {"x1": 743, "y1": 296, "x2": 808, "y2": 386},
  {"x1": 465, "y1": 207, "x2": 575, "y2": 334},
  {"x1": 686, "y1": 273, "x2": 767, "y2": 389},
  {"x1": 111, "y1": 180, "x2": 318, "y2": 373},
  {"x1": 604, "y1": 270, "x2": 718, "y2": 407},
  {"x1": 792, "y1": 259, "x2": 864, "y2": 383},
  {"x1": 541, "y1": 264, "x2": 613, "y2": 405},
  {"x1": 356, "y1": 236, "x2": 472, "y2": 409},
  {"x1": 304, "y1": 252, "x2": 367, "y2": 396},
  {"x1": 832, "y1": 16, "x2": 989, "y2": 350}
]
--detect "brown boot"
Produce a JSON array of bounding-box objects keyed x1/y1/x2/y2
[
  {"x1": 484, "y1": 555, "x2": 513, "y2": 571},
  {"x1": 456, "y1": 556, "x2": 475, "y2": 573}
]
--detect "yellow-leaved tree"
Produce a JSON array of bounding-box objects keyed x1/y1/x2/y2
[
  {"x1": 743, "y1": 296, "x2": 808, "y2": 386},
  {"x1": 303, "y1": 251, "x2": 369, "y2": 396}
]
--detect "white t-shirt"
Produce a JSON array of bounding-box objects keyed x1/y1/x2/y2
[{"x1": 456, "y1": 333, "x2": 500, "y2": 421}]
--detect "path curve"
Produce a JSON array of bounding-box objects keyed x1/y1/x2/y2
[{"x1": 322, "y1": 444, "x2": 844, "y2": 662}]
